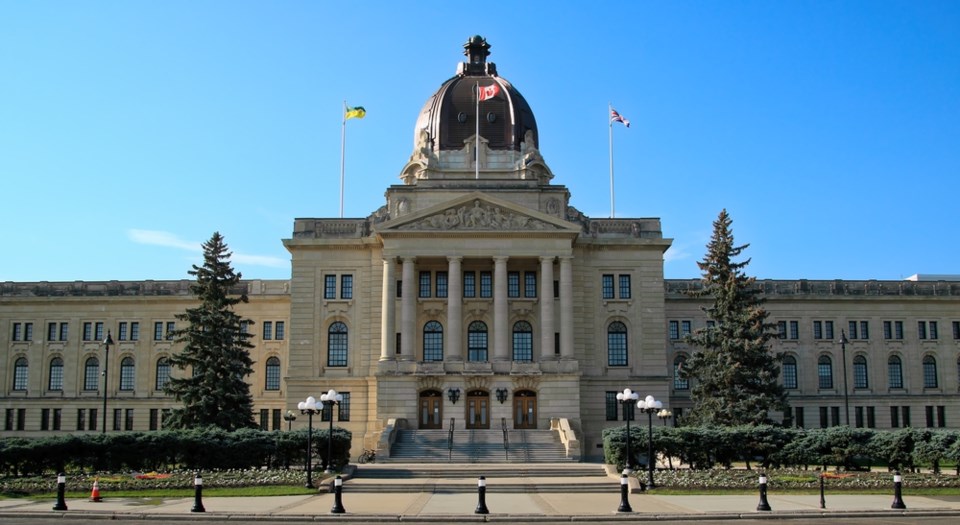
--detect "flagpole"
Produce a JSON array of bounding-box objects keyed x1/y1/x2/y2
[
  {"x1": 340, "y1": 101, "x2": 346, "y2": 218},
  {"x1": 609, "y1": 103, "x2": 615, "y2": 218},
  {"x1": 475, "y1": 82, "x2": 480, "y2": 179}
]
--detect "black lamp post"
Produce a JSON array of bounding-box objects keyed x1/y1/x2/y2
[
  {"x1": 101, "y1": 331, "x2": 113, "y2": 434},
  {"x1": 616, "y1": 388, "x2": 639, "y2": 471},
  {"x1": 637, "y1": 394, "x2": 664, "y2": 489},
  {"x1": 320, "y1": 389, "x2": 343, "y2": 474},
  {"x1": 839, "y1": 330, "x2": 850, "y2": 426},
  {"x1": 284, "y1": 410, "x2": 297, "y2": 431},
  {"x1": 298, "y1": 396, "x2": 321, "y2": 488},
  {"x1": 657, "y1": 408, "x2": 673, "y2": 426}
]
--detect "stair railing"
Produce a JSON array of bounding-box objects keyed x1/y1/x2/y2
[
  {"x1": 448, "y1": 418, "x2": 455, "y2": 462},
  {"x1": 501, "y1": 417, "x2": 509, "y2": 461}
]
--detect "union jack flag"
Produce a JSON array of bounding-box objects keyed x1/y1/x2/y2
[{"x1": 610, "y1": 108, "x2": 630, "y2": 128}]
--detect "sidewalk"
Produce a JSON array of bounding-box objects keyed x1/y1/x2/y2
[{"x1": 3, "y1": 490, "x2": 960, "y2": 521}]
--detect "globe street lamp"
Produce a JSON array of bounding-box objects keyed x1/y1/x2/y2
[
  {"x1": 284, "y1": 410, "x2": 297, "y2": 431},
  {"x1": 101, "y1": 331, "x2": 114, "y2": 434},
  {"x1": 839, "y1": 330, "x2": 850, "y2": 426},
  {"x1": 320, "y1": 389, "x2": 343, "y2": 474},
  {"x1": 657, "y1": 409, "x2": 673, "y2": 426},
  {"x1": 637, "y1": 395, "x2": 664, "y2": 489},
  {"x1": 615, "y1": 388, "x2": 639, "y2": 472},
  {"x1": 297, "y1": 396, "x2": 321, "y2": 488}
]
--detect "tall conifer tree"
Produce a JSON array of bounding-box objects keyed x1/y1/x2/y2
[
  {"x1": 164, "y1": 232, "x2": 256, "y2": 430},
  {"x1": 681, "y1": 210, "x2": 789, "y2": 426}
]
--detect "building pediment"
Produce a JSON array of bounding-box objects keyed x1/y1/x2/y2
[{"x1": 376, "y1": 193, "x2": 579, "y2": 235}]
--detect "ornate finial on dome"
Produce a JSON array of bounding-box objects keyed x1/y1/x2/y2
[{"x1": 460, "y1": 35, "x2": 496, "y2": 76}]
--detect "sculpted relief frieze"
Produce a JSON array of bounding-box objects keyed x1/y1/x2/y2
[{"x1": 397, "y1": 200, "x2": 558, "y2": 231}]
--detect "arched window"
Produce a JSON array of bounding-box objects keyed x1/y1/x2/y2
[
  {"x1": 817, "y1": 355, "x2": 833, "y2": 389},
  {"x1": 423, "y1": 321, "x2": 444, "y2": 362},
  {"x1": 13, "y1": 357, "x2": 28, "y2": 391},
  {"x1": 119, "y1": 357, "x2": 135, "y2": 391},
  {"x1": 512, "y1": 321, "x2": 533, "y2": 362},
  {"x1": 265, "y1": 356, "x2": 281, "y2": 390},
  {"x1": 84, "y1": 357, "x2": 100, "y2": 391},
  {"x1": 853, "y1": 355, "x2": 868, "y2": 389},
  {"x1": 155, "y1": 358, "x2": 171, "y2": 390},
  {"x1": 468, "y1": 321, "x2": 488, "y2": 362},
  {"x1": 782, "y1": 355, "x2": 797, "y2": 389},
  {"x1": 923, "y1": 355, "x2": 938, "y2": 388},
  {"x1": 673, "y1": 355, "x2": 689, "y2": 390},
  {"x1": 48, "y1": 357, "x2": 64, "y2": 391},
  {"x1": 888, "y1": 355, "x2": 903, "y2": 389},
  {"x1": 607, "y1": 321, "x2": 627, "y2": 366},
  {"x1": 327, "y1": 322, "x2": 348, "y2": 367}
]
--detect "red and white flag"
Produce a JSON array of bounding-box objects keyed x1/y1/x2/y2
[{"x1": 478, "y1": 83, "x2": 500, "y2": 101}]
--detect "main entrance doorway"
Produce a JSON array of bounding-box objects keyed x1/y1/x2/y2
[
  {"x1": 513, "y1": 390, "x2": 537, "y2": 429},
  {"x1": 465, "y1": 390, "x2": 490, "y2": 429},
  {"x1": 419, "y1": 390, "x2": 442, "y2": 429}
]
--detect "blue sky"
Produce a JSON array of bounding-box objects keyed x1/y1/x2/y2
[{"x1": 2, "y1": 1, "x2": 958, "y2": 282}]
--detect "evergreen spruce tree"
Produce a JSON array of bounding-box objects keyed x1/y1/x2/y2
[
  {"x1": 681, "y1": 210, "x2": 789, "y2": 426},
  {"x1": 163, "y1": 232, "x2": 256, "y2": 431}
]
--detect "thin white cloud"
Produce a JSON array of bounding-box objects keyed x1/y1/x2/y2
[
  {"x1": 663, "y1": 245, "x2": 689, "y2": 263},
  {"x1": 127, "y1": 229, "x2": 288, "y2": 269}
]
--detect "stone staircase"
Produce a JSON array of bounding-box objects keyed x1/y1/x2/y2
[
  {"x1": 386, "y1": 428, "x2": 570, "y2": 463},
  {"x1": 345, "y1": 463, "x2": 615, "y2": 493}
]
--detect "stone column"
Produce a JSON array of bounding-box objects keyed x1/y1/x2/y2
[
  {"x1": 400, "y1": 256, "x2": 416, "y2": 361},
  {"x1": 493, "y1": 256, "x2": 509, "y2": 361},
  {"x1": 539, "y1": 256, "x2": 555, "y2": 360},
  {"x1": 380, "y1": 257, "x2": 396, "y2": 361},
  {"x1": 446, "y1": 256, "x2": 463, "y2": 360},
  {"x1": 559, "y1": 256, "x2": 574, "y2": 359}
]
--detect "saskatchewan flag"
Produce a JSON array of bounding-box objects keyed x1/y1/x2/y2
[{"x1": 345, "y1": 106, "x2": 366, "y2": 120}]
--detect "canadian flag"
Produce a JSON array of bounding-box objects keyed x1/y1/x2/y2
[{"x1": 478, "y1": 83, "x2": 500, "y2": 101}]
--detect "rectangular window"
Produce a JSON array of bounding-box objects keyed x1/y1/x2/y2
[
  {"x1": 41, "y1": 408, "x2": 50, "y2": 431},
  {"x1": 890, "y1": 406, "x2": 900, "y2": 428},
  {"x1": 95, "y1": 322, "x2": 104, "y2": 341},
  {"x1": 954, "y1": 321, "x2": 960, "y2": 340},
  {"x1": 902, "y1": 406, "x2": 911, "y2": 427},
  {"x1": 860, "y1": 321, "x2": 869, "y2": 340},
  {"x1": 789, "y1": 321, "x2": 799, "y2": 340},
  {"x1": 507, "y1": 271, "x2": 520, "y2": 298},
  {"x1": 867, "y1": 406, "x2": 876, "y2": 428},
  {"x1": 48, "y1": 322, "x2": 57, "y2": 341},
  {"x1": 119, "y1": 322, "x2": 128, "y2": 341},
  {"x1": 53, "y1": 408, "x2": 61, "y2": 431},
  {"x1": 24, "y1": 322, "x2": 33, "y2": 341},
  {"x1": 681, "y1": 320, "x2": 691, "y2": 337},
  {"x1": 324, "y1": 275, "x2": 337, "y2": 299},
  {"x1": 272, "y1": 409, "x2": 281, "y2": 431},
  {"x1": 436, "y1": 271, "x2": 448, "y2": 298},
  {"x1": 263, "y1": 321, "x2": 273, "y2": 340},
  {"x1": 814, "y1": 321, "x2": 822, "y2": 340},
  {"x1": 777, "y1": 321, "x2": 787, "y2": 339},
  {"x1": 463, "y1": 271, "x2": 476, "y2": 298},
  {"x1": 396, "y1": 333, "x2": 401, "y2": 355},
  {"x1": 149, "y1": 409, "x2": 159, "y2": 431},
  {"x1": 338, "y1": 392, "x2": 351, "y2": 421},
  {"x1": 619, "y1": 275, "x2": 631, "y2": 299},
  {"x1": 848, "y1": 321, "x2": 858, "y2": 339},
  {"x1": 831, "y1": 407, "x2": 840, "y2": 426},
  {"x1": 166, "y1": 322, "x2": 175, "y2": 340},
  {"x1": 12, "y1": 322, "x2": 22, "y2": 341},
  {"x1": 16, "y1": 409, "x2": 25, "y2": 431},
  {"x1": 340, "y1": 274, "x2": 353, "y2": 299},
  {"x1": 553, "y1": 280, "x2": 560, "y2": 299},
  {"x1": 855, "y1": 406, "x2": 864, "y2": 428},
  {"x1": 605, "y1": 392, "x2": 618, "y2": 421},
  {"x1": 918, "y1": 321, "x2": 927, "y2": 339},
  {"x1": 524, "y1": 271, "x2": 537, "y2": 298},
  {"x1": 88, "y1": 408, "x2": 96, "y2": 431},
  {"x1": 154, "y1": 322, "x2": 164, "y2": 341},
  {"x1": 883, "y1": 321, "x2": 891, "y2": 340},
  {"x1": 601, "y1": 274, "x2": 614, "y2": 299},
  {"x1": 706, "y1": 320, "x2": 716, "y2": 328},
  {"x1": 77, "y1": 409, "x2": 86, "y2": 431},
  {"x1": 396, "y1": 280, "x2": 402, "y2": 298},
  {"x1": 926, "y1": 406, "x2": 935, "y2": 428},
  {"x1": 937, "y1": 405, "x2": 946, "y2": 427},
  {"x1": 113, "y1": 409, "x2": 122, "y2": 431},
  {"x1": 260, "y1": 409, "x2": 269, "y2": 430},
  {"x1": 419, "y1": 271, "x2": 432, "y2": 298},
  {"x1": 819, "y1": 407, "x2": 828, "y2": 428},
  {"x1": 795, "y1": 406, "x2": 805, "y2": 428},
  {"x1": 480, "y1": 272, "x2": 492, "y2": 298},
  {"x1": 554, "y1": 332, "x2": 560, "y2": 355},
  {"x1": 125, "y1": 409, "x2": 134, "y2": 431},
  {"x1": 895, "y1": 321, "x2": 903, "y2": 339},
  {"x1": 130, "y1": 322, "x2": 139, "y2": 341},
  {"x1": 83, "y1": 322, "x2": 93, "y2": 341},
  {"x1": 668, "y1": 320, "x2": 679, "y2": 340},
  {"x1": 57, "y1": 322, "x2": 67, "y2": 341},
  {"x1": 275, "y1": 321, "x2": 285, "y2": 341},
  {"x1": 825, "y1": 321, "x2": 834, "y2": 340},
  {"x1": 930, "y1": 321, "x2": 939, "y2": 340}
]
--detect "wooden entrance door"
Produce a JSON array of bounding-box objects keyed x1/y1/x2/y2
[
  {"x1": 465, "y1": 390, "x2": 490, "y2": 429},
  {"x1": 419, "y1": 390, "x2": 442, "y2": 429},
  {"x1": 513, "y1": 390, "x2": 537, "y2": 429}
]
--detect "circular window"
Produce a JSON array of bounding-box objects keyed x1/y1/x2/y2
[
  {"x1": 486, "y1": 112, "x2": 496, "y2": 123},
  {"x1": 457, "y1": 112, "x2": 467, "y2": 123}
]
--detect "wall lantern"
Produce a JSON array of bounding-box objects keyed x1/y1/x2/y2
[
  {"x1": 495, "y1": 388, "x2": 508, "y2": 404},
  {"x1": 447, "y1": 388, "x2": 461, "y2": 404}
]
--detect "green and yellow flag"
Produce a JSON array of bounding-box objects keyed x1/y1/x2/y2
[{"x1": 345, "y1": 106, "x2": 366, "y2": 120}]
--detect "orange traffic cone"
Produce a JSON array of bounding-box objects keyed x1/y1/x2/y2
[{"x1": 89, "y1": 478, "x2": 102, "y2": 502}]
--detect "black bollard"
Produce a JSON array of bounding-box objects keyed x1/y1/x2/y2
[
  {"x1": 891, "y1": 471, "x2": 906, "y2": 509},
  {"x1": 819, "y1": 473, "x2": 825, "y2": 509},
  {"x1": 52, "y1": 472, "x2": 68, "y2": 511},
  {"x1": 617, "y1": 473, "x2": 632, "y2": 513},
  {"x1": 330, "y1": 475, "x2": 346, "y2": 514},
  {"x1": 756, "y1": 472, "x2": 772, "y2": 511},
  {"x1": 191, "y1": 471, "x2": 205, "y2": 513},
  {"x1": 475, "y1": 476, "x2": 489, "y2": 514}
]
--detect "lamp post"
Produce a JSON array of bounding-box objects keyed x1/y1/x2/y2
[
  {"x1": 657, "y1": 409, "x2": 673, "y2": 426},
  {"x1": 637, "y1": 394, "x2": 663, "y2": 489},
  {"x1": 101, "y1": 331, "x2": 113, "y2": 434},
  {"x1": 284, "y1": 410, "x2": 297, "y2": 431},
  {"x1": 839, "y1": 330, "x2": 850, "y2": 426},
  {"x1": 297, "y1": 396, "x2": 321, "y2": 488},
  {"x1": 320, "y1": 389, "x2": 343, "y2": 474},
  {"x1": 615, "y1": 388, "x2": 639, "y2": 471}
]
